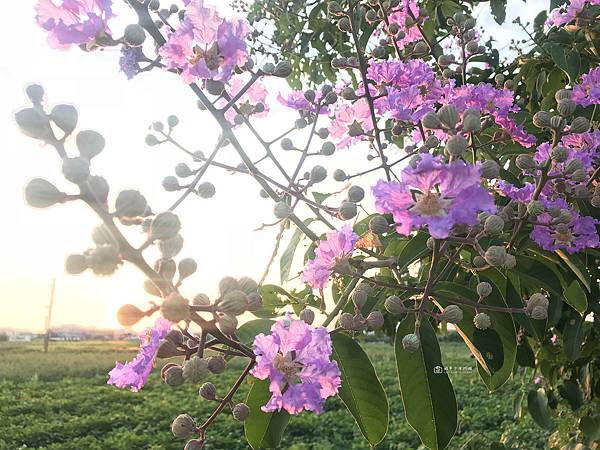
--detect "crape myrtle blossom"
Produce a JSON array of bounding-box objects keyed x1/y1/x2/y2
[
  {"x1": 498, "y1": 181, "x2": 535, "y2": 202},
  {"x1": 301, "y1": 225, "x2": 359, "y2": 289},
  {"x1": 108, "y1": 318, "x2": 171, "y2": 391},
  {"x1": 35, "y1": 0, "x2": 114, "y2": 50},
  {"x1": 159, "y1": 0, "x2": 249, "y2": 83},
  {"x1": 531, "y1": 199, "x2": 599, "y2": 253},
  {"x1": 251, "y1": 314, "x2": 341, "y2": 414},
  {"x1": 221, "y1": 76, "x2": 269, "y2": 125},
  {"x1": 277, "y1": 91, "x2": 329, "y2": 114},
  {"x1": 328, "y1": 99, "x2": 374, "y2": 149},
  {"x1": 546, "y1": 0, "x2": 600, "y2": 27},
  {"x1": 372, "y1": 154, "x2": 496, "y2": 238},
  {"x1": 573, "y1": 66, "x2": 600, "y2": 107},
  {"x1": 119, "y1": 47, "x2": 143, "y2": 80},
  {"x1": 378, "y1": 0, "x2": 423, "y2": 49},
  {"x1": 534, "y1": 141, "x2": 597, "y2": 176}
]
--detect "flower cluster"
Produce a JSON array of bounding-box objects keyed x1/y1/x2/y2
[
  {"x1": 251, "y1": 315, "x2": 341, "y2": 414},
  {"x1": 547, "y1": 0, "x2": 600, "y2": 27},
  {"x1": 108, "y1": 318, "x2": 172, "y2": 391},
  {"x1": 159, "y1": 0, "x2": 249, "y2": 83},
  {"x1": 328, "y1": 99, "x2": 374, "y2": 149},
  {"x1": 302, "y1": 225, "x2": 359, "y2": 289},
  {"x1": 573, "y1": 66, "x2": 600, "y2": 106},
  {"x1": 372, "y1": 155, "x2": 495, "y2": 238}
]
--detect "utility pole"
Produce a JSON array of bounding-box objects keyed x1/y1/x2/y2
[{"x1": 43, "y1": 278, "x2": 56, "y2": 353}]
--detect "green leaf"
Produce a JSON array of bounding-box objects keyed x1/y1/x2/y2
[
  {"x1": 245, "y1": 377, "x2": 290, "y2": 449},
  {"x1": 563, "y1": 280, "x2": 588, "y2": 315},
  {"x1": 395, "y1": 314, "x2": 457, "y2": 450},
  {"x1": 558, "y1": 380, "x2": 583, "y2": 411},
  {"x1": 490, "y1": 0, "x2": 507, "y2": 24},
  {"x1": 527, "y1": 388, "x2": 553, "y2": 429},
  {"x1": 385, "y1": 232, "x2": 430, "y2": 272},
  {"x1": 563, "y1": 311, "x2": 585, "y2": 361},
  {"x1": 331, "y1": 333, "x2": 389, "y2": 446},
  {"x1": 236, "y1": 319, "x2": 274, "y2": 344},
  {"x1": 547, "y1": 44, "x2": 581, "y2": 83},
  {"x1": 280, "y1": 219, "x2": 314, "y2": 284},
  {"x1": 580, "y1": 415, "x2": 600, "y2": 441},
  {"x1": 555, "y1": 250, "x2": 591, "y2": 292}
]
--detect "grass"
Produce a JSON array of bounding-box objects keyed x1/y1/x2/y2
[{"x1": 0, "y1": 340, "x2": 548, "y2": 449}]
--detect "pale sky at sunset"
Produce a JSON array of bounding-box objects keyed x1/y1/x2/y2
[{"x1": 0, "y1": 0, "x2": 548, "y2": 332}]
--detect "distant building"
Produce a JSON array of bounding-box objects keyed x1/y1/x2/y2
[{"x1": 7, "y1": 332, "x2": 37, "y2": 342}]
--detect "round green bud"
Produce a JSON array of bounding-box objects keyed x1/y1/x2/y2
[
  {"x1": 532, "y1": 111, "x2": 552, "y2": 128},
  {"x1": 15, "y1": 107, "x2": 53, "y2": 140},
  {"x1": 218, "y1": 315, "x2": 238, "y2": 335},
  {"x1": 504, "y1": 79, "x2": 515, "y2": 89},
  {"x1": 232, "y1": 403, "x2": 250, "y2": 422},
  {"x1": 570, "y1": 169, "x2": 587, "y2": 183},
  {"x1": 24, "y1": 178, "x2": 65, "y2": 208},
  {"x1": 484, "y1": 246, "x2": 507, "y2": 267},
  {"x1": 515, "y1": 154, "x2": 536, "y2": 171},
  {"x1": 339, "y1": 312, "x2": 355, "y2": 330},
  {"x1": 591, "y1": 196, "x2": 600, "y2": 208},
  {"x1": 441, "y1": 305, "x2": 463, "y2": 324},
  {"x1": 484, "y1": 215, "x2": 504, "y2": 235},
  {"x1": 25, "y1": 84, "x2": 45, "y2": 104},
  {"x1": 193, "y1": 293, "x2": 211, "y2": 306},
  {"x1": 85, "y1": 245, "x2": 121, "y2": 275},
  {"x1": 551, "y1": 146, "x2": 569, "y2": 163},
  {"x1": 246, "y1": 292, "x2": 263, "y2": 312},
  {"x1": 237, "y1": 277, "x2": 258, "y2": 295},
  {"x1": 369, "y1": 215, "x2": 389, "y2": 234},
  {"x1": 167, "y1": 115, "x2": 179, "y2": 128},
  {"x1": 218, "y1": 290, "x2": 248, "y2": 316},
  {"x1": 183, "y1": 356, "x2": 209, "y2": 383},
  {"x1": 550, "y1": 115, "x2": 565, "y2": 131},
  {"x1": 339, "y1": 201, "x2": 357, "y2": 220},
  {"x1": 164, "y1": 365, "x2": 185, "y2": 387},
  {"x1": 50, "y1": 104, "x2": 78, "y2": 134},
  {"x1": 422, "y1": 112, "x2": 443, "y2": 129},
  {"x1": 161, "y1": 293, "x2": 190, "y2": 323},
  {"x1": 494, "y1": 73, "x2": 505, "y2": 84},
  {"x1": 162, "y1": 176, "x2": 180, "y2": 192},
  {"x1": 273, "y1": 61, "x2": 292, "y2": 78},
  {"x1": 205, "y1": 79, "x2": 225, "y2": 95},
  {"x1": 321, "y1": 141, "x2": 335, "y2": 156},
  {"x1": 464, "y1": 17, "x2": 476, "y2": 29},
  {"x1": 115, "y1": 189, "x2": 147, "y2": 218},
  {"x1": 150, "y1": 212, "x2": 181, "y2": 241},
  {"x1": 327, "y1": 1, "x2": 344, "y2": 16},
  {"x1": 570, "y1": 116, "x2": 590, "y2": 134},
  {"x1": 465, "y1": 40, "x2": 479, "y2": 54},
  {"x1": 299, "y1": 308, "x2": 315, "y2": 324},
  {"x1": 124, "y1": 24, "x2": 146, "y2": 46},
  {"x1": 564, "y1": 158, "x2": 584, "y2": 174},
  {"x1": 178, "y1": 258, "x2": 197, "y2": 280},
  {"x1": 206, "y1": 356, "x2": 226, "y2": 374},
  {"x1": 445, "y1": 134, "x2": 469, "y2": 157},
  {"x1": 310, "y1": 165, "x2": 327, "y2": 183},
  {"x1": 158, "y1": 236, "x2": 183, "y2": 262},
  {"x1": 165, "y1": 329, "x2": 184, "y2": 346},
  {"x1": 385, "y1": 295, "x2": 405, "y2": 314},
  {"x1": 555, "y1": 89, "x2": 573, "y2": 102},
  {"x1": 473, "y1": 312, "x2": 491, "y2": 330},
  {"x1": 62, "y1": 157, "x2": 90, "y2": 184},
  {"x1": 184, "y1": 439, "x2": 205, "y2": 450},
  {"x1": 463, "y1": 113, "x2": 482, "y2": 132},
  {"x1": 76, "y1": 129, "x2": 105, "y2": 159},
  {"x1": 473, "y1": 255, "x2": 487, "y2": 268},
  {"x1": 143, "y1": 279, "x2": 161, "y2": 297},
  {"x1": 65, "y1": 254, "x2": 87, "y2": 274},
  {"x1": 476, "y1": 281, "x2": 493, "y2": 298},
  {"x1": 333, "y1": 169, "x2": 347, "y2": 181},
  {"x1": 348, "y1": 185, "x2": 365, "y2": 203},
  {"x1": 557, "y1": 99, "x2": 577, "y2": 117},
  {"x1": 196, "y1": 182, "x2": 216, "y2": 199},
  {"x1": 175, "y1": 163, "x2": 192, "y2": 178},
  {"x1": 171, "y1": 414, "x2": 197, "y2": 439},
  {"x1": 531, "y1": 306, "x2": 548, "y2": 320},
  {"x1": 402, "y1": 333, "x2": 420, "y2": 352},
  {"x1": 437, "y1": 54, "x2": 455, "y2": 67},
  {"x1": 527, "y1": 200, "x2": 545, "y2": 216},
  {"x1": 199, "y1": 382, "x2": 217, "y2": 400},
  {"x1": 437, "y1": 104, "x2": 460, "y2": 129},
  {"x1": 157, "y1": 339, "x2": 180, "y2": 358},
  {"x1": 351, "y1": 288, "x2": 368, "y2": 309},
  {"x1": 157, "y1": 259, "x2": 177, "y2": 280},
  {"x1": 341, "y1": 87, "x2": 357, "y2": 100},
  {"x1": 413, "y1": 41, "x2": 429, "y2": 56},
  {"x1": 274, "y1": 202, "x2": 292, "y2": 219},
  {"x1": 526, "y1": 293, "x2": 549, "y2": 318},
  {"x1": 218, "y1": 277, "x2": 240, "y2": 296},
  {"x1": 367, "y1": 311, "x2": 384, "y2": 329},
  {"x1": 425, "y1": 135, "x2": 440, "y2": 149}
]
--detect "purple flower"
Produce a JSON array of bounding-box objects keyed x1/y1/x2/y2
[
  {"x1": 301, "y1": 225, "x2": 359, "y2": 289},
  {"x1": 546, "y1": 0, "x2": 599, "y2": 27},
  {"x1": 328, "y1": 99, "x2": 374, "y2": 149},
  {"x1": 277, "y1": 91, "x2": 329, "y2": 114},
  {"x1": 251, "y1": 314, "x2": 341, "y2": 415},
  {"x1": 35, "y1": 0, "x2": 114, "y2": 49},
  {"x1": 159, "y1": 0, "x2": 249, "y2": 83},
  {"x1": 119, "y1": 47, "x2": 143, "y2": 80},
  {"x1": 377, "y1": 0, "x2": 422, "y2": 49},
  {"x1": 108, "y1": 318, "x2": 171, "y2": 391},
  {"x1": 372, "y1": 155, "x2": 496, "y2": 238},
  {"x1": 573, "y1": 66, "x2": 600, "y2": 107},
  {"x1": 498, "y1": 181, "x2": 535, "y2": 202}
]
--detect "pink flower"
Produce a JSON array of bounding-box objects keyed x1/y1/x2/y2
[
  {"x1": 302, "y1": 225, "x2": 359, "y2": 289},
  {"x1": 328, "y1": 99, "x2": 374, "y2": 149},
  {"x1": 108, "y1": 318, "x2": 171, "y2": 391},
  {"x1": 573, "y1": 66, "x2": 600, "y2": 107},
  {"x1": 221, "y1": 76, "x2": 269, "y2": 125},
  {"x1": 35, "y1": 0, "x2": 114, "y2": 49},
  {"x1": 251, "y1": 314, "x2": 341, "y2": 415},
  {"x1": 159, "y1": 0, "x2": 249, "y2": 83},
  {"x1": 380, "y1": 0, "x2": 422, "y2": 49}
]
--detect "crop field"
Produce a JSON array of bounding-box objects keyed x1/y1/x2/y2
[{"x1": 0, "y1": 340, "x2": 548, "y2": 449}]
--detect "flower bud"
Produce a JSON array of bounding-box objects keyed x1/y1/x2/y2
[
  {"x1": 246, "y1": 292, "x2": 263, "y2": 312},
  {"x1": 50, "y1": 104, "x2": 78, "y2": 134},
  {"x1": 117, "y1": 304, "x2": 145, "y2": 327},
  {"x1": 484, "y1": 246, "x2": 507, "y2": 267},
  {"x1": 437, "y1": 54, "x2": 455, "y2": 67},
  {"x1": 413, "y1": 41, "x2": 429, "y2": 56},
  {"x1": 476, "y1": 281, "x2": 493, "y2": 298},
  {"x1": 527, "y1": 200, "x2": 545, "y2": 216},
  {"x1": 310, "y1": 165, "x2": 327, "y2": 183},
  {"x1": 437, "y1": 105, "x2": 460, "y2": 129},
  {"x1": 218, "y1": 290, "x2": 248, "y2": 316},
  {"x1": 274, "y1": 202, "x2": 292, "y2": 219},
  {"x1": 402, "y1": 333, "x2": 420, "y2": 352},
  {"x1": 232, "y1": 403, "x2": 250, "y2": 422},
  {"x1": 549, "y1": 115, "x2": 565, "y2": 131},
  {"x1": 65, "y1": 254, "x2": 87, "y2": 274},
  {"x1": 183, "y1": 356, "x2": 209, "y2": 383},
  {"x1": 366, "y1": 311, "x2": 384, "y2": 329},
  {"x1": 564, "y1": 158, "x2": 583, "y2": 174},
  {"x1": 341, "y1": 87, "x2": 357, "y2": 100},
  {"x1": 197, "y1": 181, "x2": 216, "y2": 199},
  {"x1": 162, "y1": 176, "x2": 180, "y2": 192},
  {"x1": 143, "y1": 279, "x2": 161, "y2": 297},
  {"x1": 348, "y1": 185, "x2": 365, "y2": 203},
  {"x1": 273, "y1": 61, "x2": 292, "y2": 78},
  {"x1": 76, "y1": 130, "x2": 105, "y2": 159},
  {"x1": 175, "y1": 163, "x2": 192, "y2": 178},
  {"x1": 557, "y1": 99, "x2": 576, "y2": 117},
  {"x1": 516, "y1": 154, "x2": 536, "y2": 171},
  {"x1": 167, "y1": 115, "x2": 179, "y2": 128},
  {"x1": 85, "y1": 245, "x2": 121, "y2": 275},
  {"x1": 164, "y1": 365, "x2": 185, "y2": 387},
  {"x1": 178, "y1": 258, "x2": 197, "y2": 280},
  {"x1": 62, "y1": 157, "x2": 90, "y2": 184},
  {"x1": 185, "y1": 439, "x2": 205, "y2": 450},
  {"x1": 473, "y1": 312, "x2": 491, "y2": 330},
  {"x1": 157, "y1": 339, "x2": 180, "y2": 358},
  {"x1": 425, "y1": 135, "x2": 439, "y2": 149},
  {"x1": 463, "y1": 113, "x2": 482, "y2": 132},
  {"x1": 466, "y1": 40, "x2": 479, "y2": 54},
  {"x1": 473, "y1": 255, "x2": 487, "y2": 268},
  {"x1": 570, "y1": 116, "x2": 590, "y2": 134},
  {"x1": 532, "y1": 111, "x2": 551, "y2": 128},
  {"x1": 445, "y1": 134, "x2": 468, "y2": 157},
  {"x1": 369, "y1": 215, "x2": 389, "y2": 234},
  {"x1": 551, "y1": 146, "x2": 569, "y2": 163},
  {"x1": 24, "y1": 178, "x2": 66, "y2": 208},
  {"x1": 166, "y1": 329, "x2": 184, "y2": 346},
  {"x1": 339, "y1": 201, "x2": 357, "y2": 220},
  {"x1": 385, "y1": 295, "x2": 405, "y2": 314},
  {"x1": 15, "y1": 107, "x2": 53, "y2": 140},
  {"x1": 526, "y1": 293, "x2": 548, "y2": 317},
  {"x1": 199, "y1": 382, "x2": 217, "y2": 400},
  {"x1": 145, "y1": 134, "x2": 159, "y2": 146},
  {"x1": 441, "y1": 305, "x2": 463, "y2": 324},
  {"x1": 339, "y1": 312, "x2": 355, "y2": 330},
  {"x1": 205, "y1": 79, "x2": 224, "y2": 95},
  {"x1": 531, "y1": 306, "x2": 548, "y2": 320},
  {"x1": 570, "y1": 169, "x2": 587, "y2": 183},
  {"x1": 422, "y1": 112, "x2": 443, "y2": 129},
  {"x1": 504, "y1": 79, "x2": 515, "y2": 89},
  {"x1": 124, "y1": 24, "x2": 146, "y2": 46},
  {"x1": 591, "y1": 196, "x2": 600, "y2": 208},
  {"x1": 218, "y1": 315, "x2": 238, "y2": 335},
  {"x1": 115, "y1": 190, "x2": 147, "y2": 218},
  {"x1": 351, "y1": 288, "x2": 368, "y2": 309},
  {"x1": 555, "y1": 89, "x2": 572, "y2": 102},
  {"x1": 304, "y1": 89, "x2": 316, "y2": 103},
  {"x1": 338, "y1": 16, "x2": 351, "y2": 32},
  {"x1": 299, "y1": 308, "x2": 315, "y2": 324},
  {"x1": 161, "y1": 293, "x2": 190, "y2": 322},
  {"x1": 150, "y1": 212, "x2": 181, "y2": 241},
  {"x1": 171, "y1": 414, "x2": 197, "y2": 439},
  {"x1": 333, "y1": 169, "x2": 347, "y2": 181},
  {"x1": 327, "y1": 1, "x2": 344, "y2": 16},
  {"x1": 484, "y1": 215, "x2": 504, "y2": 235},
  {"x1": 25, "y1": 84, "x2": 45, "y2": 104},
  {"x1": 321, "y1": 141, "x2": 336, "y2": 155}
]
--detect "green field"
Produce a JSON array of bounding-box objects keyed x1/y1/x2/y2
[{"x1": 0, "y1": 340, "x2": 548, "y2": 449}]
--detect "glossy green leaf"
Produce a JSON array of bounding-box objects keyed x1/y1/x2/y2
[
  {"x1": 563, "y1": 280, "x2": 588, "y2": 315},
  {"x1": 245, "y1": 377, "x2": 290, "y2": 449},
  {"x1": 331, "y1": 333, "x2": 389, "y2": 446},
  {"x1": 236, "y1": 319, "x2": 274, "y2": 345},
  {"x1": 280, "y1": 219, "x2": 314, "y2": 284},
  {"x1": 556, "y1": 250, "x2": 591, "y2": 292},
  {"x1": 395, "y1": 314, "x2": 457, "y2": 450},
  {"x1": 490, "y1": 0, "x2": 507, "y2": 24},
  {"x1": 563, "y1": 312, "x2": 585, "y2": 361},
  {"x1": 527, "y1": 388, "x2": 553, "y2": 429}
]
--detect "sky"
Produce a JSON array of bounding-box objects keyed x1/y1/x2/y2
[{"x1": 0, "y1": 0, "x2": 548, "y2": 332}]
